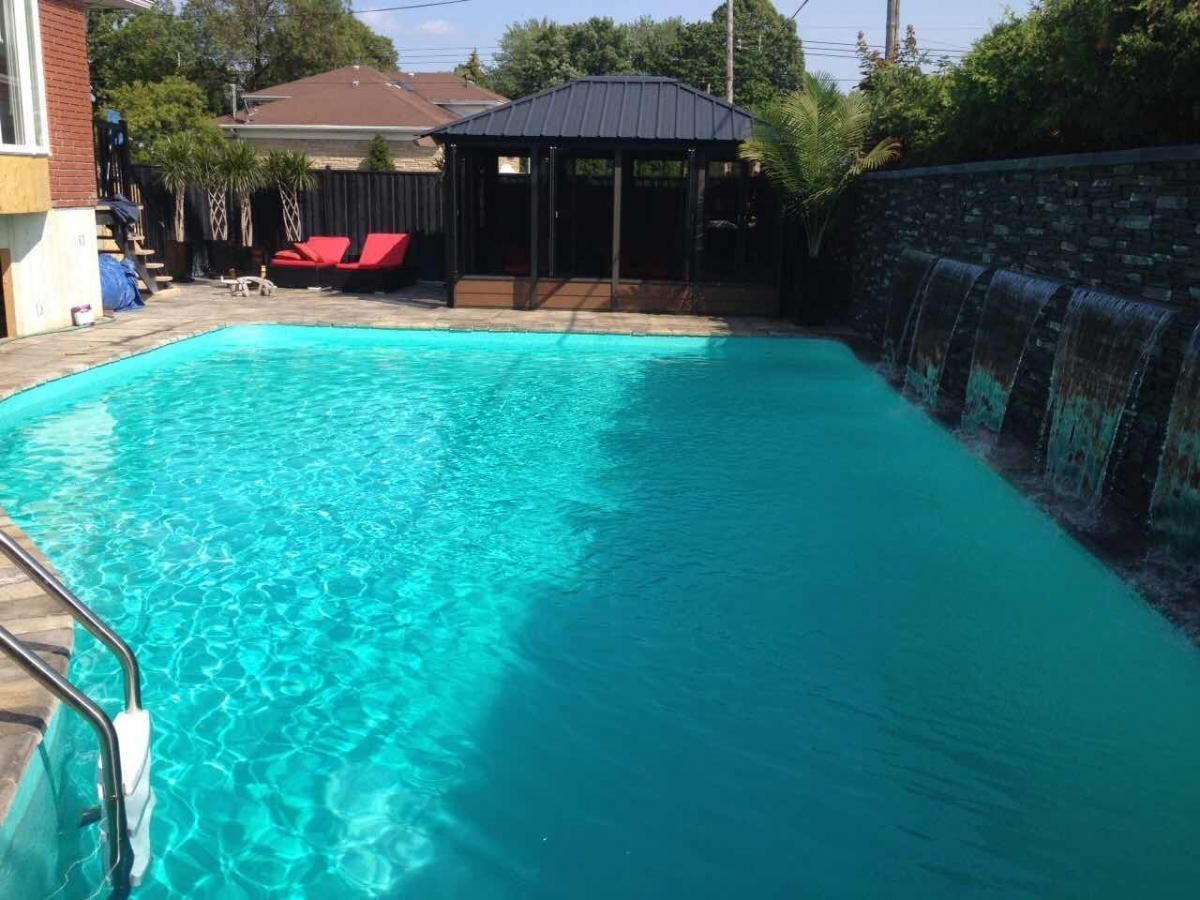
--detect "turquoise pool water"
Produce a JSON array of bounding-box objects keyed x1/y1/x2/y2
[{"x1": 1, "y1": 325, "x2": 1198, "y2": 899}]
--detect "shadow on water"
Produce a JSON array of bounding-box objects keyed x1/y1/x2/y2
[{"x1": 398, "y1": 337, "x2": 1200, "y2": 900}]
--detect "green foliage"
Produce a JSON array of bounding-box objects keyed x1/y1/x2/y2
[
  {"x1": 488, "y1": 3, "x2": 804, "y2": 105},
  {"x1": 855, "y1": 28, "x2": 950, "y2": 165},
  {"x1": 858, "y1": 0, "x2": 1200, "y2": 166},
  {"x1": 218, "y1": 140, "x2": 264, "y2": 195},
  {"x1": 454, "y1": 49, "x2": 489, "y2": 85},
  {"x1": 490, "y1": 19, "x2": 582, "y2": 99},
  {"x1": 674, "y1": 1, "x2": 807, "y2": 108},
  {"x1": 264, "y1": 151, "x2": 316, "y2": 191},
  {"x1": 152, "y1": 133, "x2": 198, "y2": 242},
  {"x1": 740, "y1": 73, "x2": 900, "y2": 256},
  {"x1": 104, "y1": 75, "x2": 222, "y2": 161},
  {"x1": 362, "y1": 135, "x2": 395, "y2": 172},
  {"x1": 90, "y1": 1, "x2": 398, "y2": 117}
]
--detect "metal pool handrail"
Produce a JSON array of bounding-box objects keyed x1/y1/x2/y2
[
  {"x1": 0, "y1": 530, "x2": 143, "y2": 711},
  {"x1": 0, "y1": 624, "x2": 133, "y2": 895},
  {"x1": 0, "y1": 529, "x2": 141, "y2": 895}
]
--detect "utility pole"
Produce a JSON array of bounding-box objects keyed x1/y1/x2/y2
[
  {"x1": 726, "y1": 1, "x2": 735, "y2": 103},
  {"x1": 885, "y1": 0, "x2": 901, "y2": 60}
]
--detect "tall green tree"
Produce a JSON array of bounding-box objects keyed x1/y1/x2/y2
[
  {"x1": 489, "y1": 19, "x2": 581, "y2": 99},
  {"x1": 454, "y1": 49, "x2": 489, "y2": 85},
  {"x1": 488, "y1": 4, "x2": 804, "y2": 106},
  {"x1": 89, "y1": 2, "x2": 230, "y2": 112},
  {"x1": 104, "y1": 75, "x2": 223, "y2": 161},
  {"x1": 669, "y1": 1, "x2": 806, "y2": 107}
]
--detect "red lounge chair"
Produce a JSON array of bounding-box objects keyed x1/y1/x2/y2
[
  {"x1": 333, "y1": 233, "x2": 414, "y2": 292},
  {"x1": 269, "y1": 236, "x2": 351, "y2": 289}
]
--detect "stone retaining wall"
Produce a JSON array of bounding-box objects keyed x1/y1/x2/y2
[{"x1": 848, "y1": 146, "x2": 1200, "y2": 338}]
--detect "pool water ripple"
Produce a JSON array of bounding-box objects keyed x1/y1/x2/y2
[{"x1": 0, "y1": 326, "x2": 1198, "y2": 898}]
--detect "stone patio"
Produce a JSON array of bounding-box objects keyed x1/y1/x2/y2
[{"x1": 0, "y1": 281, "x2": 804, "y2": 823}]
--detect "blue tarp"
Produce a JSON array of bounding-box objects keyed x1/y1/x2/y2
[{"x1": 99, "y1": 254, "x2": 143, "y2": 311}]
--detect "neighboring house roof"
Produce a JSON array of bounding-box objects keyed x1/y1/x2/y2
[
  {"x1": 391, "y1": 71, "x2": 507, "y2": 106},
  {"x1": 426, "y1": 76, "x2": 756, "y2": 144},
  {"x1": 216, "y1": 66, "x2": 504, "y2": 133}
]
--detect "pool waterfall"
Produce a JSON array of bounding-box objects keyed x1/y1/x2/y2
[
  {"x1": 882, "y1": 249, "x2": 936, "y2": 375},
  {"x1": 1041, "y1": 289, "x2": 1174, "y2": 503},
  {"x1": 889, "y1": 251, "x2": 1200, "y2": 621},
  {"x1": 962, "y1": 271, "x2": 1062, "y2": 436},
  {"x1": 1150, "y1": 323, "x2": 1200, "y2": 550},
  {"x1": 905, "y1": 259, "x2": 987, "y2": 406}
]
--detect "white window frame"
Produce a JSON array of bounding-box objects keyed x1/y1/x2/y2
[{"x1": 0, "y1": 0, "x2": 49, "y2": 156}]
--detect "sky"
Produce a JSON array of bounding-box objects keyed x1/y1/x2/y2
[{"x1": 364, "y1": 0, "x2": 1036, "y2": 88}]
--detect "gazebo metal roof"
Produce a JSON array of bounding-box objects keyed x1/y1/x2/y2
[{"x1": 426, "y1": 76, "x2": 756, "y2": 144}]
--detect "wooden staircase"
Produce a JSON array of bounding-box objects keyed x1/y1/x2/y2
[{"x1": 96, "y1": 182, "x2": 179, "y2": 302}]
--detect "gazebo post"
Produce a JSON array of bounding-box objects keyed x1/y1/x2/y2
[
  {"x1": 611, "y1": 147, "x2": 623, "y2": 311},
  {"x1": 548, "y1": 146, "x2": 558, "y2": 279},
  {"x1": 529, "y1": 145, "x2": 540, "y2": 310},
  {"x1": 446, "y1": 143, "x2": 458, "y2": 308},
  {"x1": 690, "y1": 148, "x2": 707, "y2": 314}
]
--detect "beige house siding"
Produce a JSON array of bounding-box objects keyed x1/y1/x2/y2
[{"x1": 237, "y1": 136, "x2": 440, "y2": 172}]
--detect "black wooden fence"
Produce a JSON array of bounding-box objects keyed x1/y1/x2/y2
[{"x1": 133, "y1": 166, "x2": 447, "y2": 281}]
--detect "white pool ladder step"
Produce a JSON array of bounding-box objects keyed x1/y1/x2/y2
[
  {"x1": 0, "y1": 530, "x2": 152, "y2": 896},
  {"x1": 102, "y1": 709, "x2": 157, "y2": 885}
]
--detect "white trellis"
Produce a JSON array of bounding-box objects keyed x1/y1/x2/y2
[
  {"x1": 207, "y1": 186, "x2": 228, "y2": 241},
  {"x1": 281, "y1": 187, "x2": 303, "y2": 243}
]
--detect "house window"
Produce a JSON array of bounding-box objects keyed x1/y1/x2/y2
[{"x1": 0, "y1": 0, "x2": 47, "y2": 153}]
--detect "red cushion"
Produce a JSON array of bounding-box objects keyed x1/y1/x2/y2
[
  {"x1": 356, "y1": 233, "x2": 410, "y2": 269},
  {"x1": 306, "y1": 236, "x2": 351, "y2": 265},
  {"x1": 271, "y1": 258, "x2": 324, "y2": 269},
  {"x1": 292, "y1": 242, "x2": 322, "y2": 263},
  {"x1": 272, "y1": 249, "x2": 304, "y2": 262}
]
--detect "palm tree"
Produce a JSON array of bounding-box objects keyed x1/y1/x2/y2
[
  {"x1": 740, "y1": 72, "x2": 900, "y2": 257},
  {"x1": 264, "y1": 151, "x2": 315, "y2": 244},
  {"x1": 219, "y1": 140, "x2": 264, "y2": 246},
  {"x1": 154, "y1": 135, "x2": 194, "y2": 243}
]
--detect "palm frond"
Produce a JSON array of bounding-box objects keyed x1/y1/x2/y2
[{"x1": 740, "y1": 72, "x2": 900, "y2": 255}]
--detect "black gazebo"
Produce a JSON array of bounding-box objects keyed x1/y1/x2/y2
[{"x1": 427, "y1": 76, "x2": 781, "y2": 316}]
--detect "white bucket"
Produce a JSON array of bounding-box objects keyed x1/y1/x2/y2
[{"x1": 71, "y1": 304, "x2": 95, "y2": 327}]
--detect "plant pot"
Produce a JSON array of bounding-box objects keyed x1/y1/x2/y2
[
  {"x1": 164, "y1": 240, "x2": 193, "y2": 282},
  {"x1": 795, "y1": 255, "x2": 842, "y2": 326}
]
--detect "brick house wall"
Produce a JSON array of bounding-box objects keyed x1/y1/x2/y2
[
  {"x1": 38, "y1": 0, "x2": 97, "y2": 208},
  {"x1": 238, "y1": 135, "x2": 441, "y2": 172}
]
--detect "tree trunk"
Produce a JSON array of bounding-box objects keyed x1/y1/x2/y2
[
  {"x1": 173, "y1": 189, "x2": 185, "y2": 243},
  {"x1": 240, "y1": 192, "x2": 253, "y2": 247}
]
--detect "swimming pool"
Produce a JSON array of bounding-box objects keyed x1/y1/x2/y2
[{"x1": 1, "y1": 325, "x2": 1197, "y2": 898}]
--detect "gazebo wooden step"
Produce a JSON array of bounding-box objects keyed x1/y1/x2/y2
[
  {"x1": 154, "y1": 274, "x2": 174, "y2": 284},
  {"x1": 133, "y1": 248, "x2": 155, "y2": 256},
  {"x1": 145, "y1": 262, "x2": 165, "y2": 271},
  {"x1": 98, "y1": 239, "x2": 121, "y2": 253}
]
